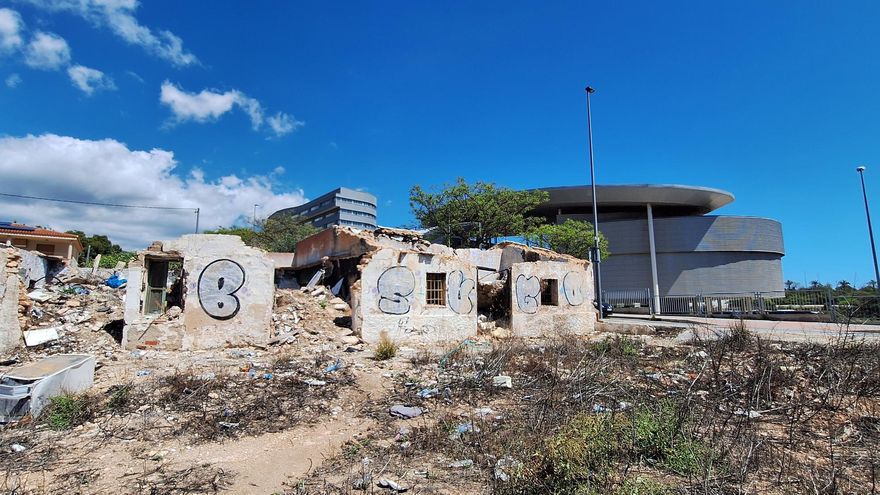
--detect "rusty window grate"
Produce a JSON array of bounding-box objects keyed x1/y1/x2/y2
[{"x1": 426, "y1": 273, "x2": 446, "y2": 306}]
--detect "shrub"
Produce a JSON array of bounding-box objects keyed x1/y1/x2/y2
[
  {"x1": 594, "y1": 336, "x2": 640, "y2": 359},
  {"x1": 615, "y1": 477, "x2": 673, "y2": 495},
  {"x1": 375, "y1": 332, "x2": 398, "y2": 361},
  {"x1": 44, "y1": 393, "x2": 96, "y2": 430}
]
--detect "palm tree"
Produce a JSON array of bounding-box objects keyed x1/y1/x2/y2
[{"x1": 784, "y1": 280, "x2": 799, "y2": 291}]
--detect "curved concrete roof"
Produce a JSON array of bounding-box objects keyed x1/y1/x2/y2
[{"x1": 531, "y1": 184, "x2": 735, "y2": 216}]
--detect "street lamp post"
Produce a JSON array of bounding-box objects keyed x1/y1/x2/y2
[
  {"x1": 253, "y1": 204, "x2": 260, "y2": 231},
  {"x1": 857, "y1": 166, "x2": 880, "y2": 291},
  {"x1": 586, "y1": 86, "x2": 604, "y2": 319}
]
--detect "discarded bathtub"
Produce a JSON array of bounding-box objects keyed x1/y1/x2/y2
[{"x1": 0, "y1": 354, "x2": 96, "y2": 422}]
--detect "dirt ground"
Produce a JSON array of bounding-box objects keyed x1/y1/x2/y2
[{"x1": 3, "y1": 286, "x2": 880, "y2": 495}]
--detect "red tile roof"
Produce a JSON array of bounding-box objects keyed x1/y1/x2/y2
[{"x1": 0, "y1": 223, "x2": 83, "y2": 250}]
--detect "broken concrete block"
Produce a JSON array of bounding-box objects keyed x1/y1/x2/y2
[
  {"x1": 492, "y1": 375, "x2": 513, "y2": 389},
  {"x1": 23, "y1": 327, "x2": 60, "y2": 347},
  {"x1": 26, "y1": 289, "x2": 52, "y2": 302}
]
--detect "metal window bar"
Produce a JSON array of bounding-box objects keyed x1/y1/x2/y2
[{"x1": 426, "y1": 273, "x2": 446, "y2": 306}]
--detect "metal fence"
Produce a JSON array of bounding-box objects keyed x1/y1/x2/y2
[{"x1": 602, "y1": 288, "x2": 880, "y2": 323}]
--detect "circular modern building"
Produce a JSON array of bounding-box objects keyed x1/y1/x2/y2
[{"x1": 530, "y1": 184, "x2": 785, "y2": 301}]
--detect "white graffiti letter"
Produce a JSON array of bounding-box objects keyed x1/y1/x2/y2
[{"x1": 198, "y1": 259, "x2": 246, "y2": 320}]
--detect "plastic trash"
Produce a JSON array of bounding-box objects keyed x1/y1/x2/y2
[
  {"x1": 136, "y1": 370, "x2": 151, "y2": 377},
  {"x1": 105, "y1": 274, "x2": 128, "y2": 289},
  {"x1": 324, "y1": 358, "x2": 342, "y2": 373}
]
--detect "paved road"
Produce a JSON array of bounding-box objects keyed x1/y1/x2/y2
[{"x1": 606, "y1": 314, "x2": 880, "y2": 344}]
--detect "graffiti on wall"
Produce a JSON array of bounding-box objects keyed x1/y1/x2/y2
[
  {"x1": 377, "y1": 266, "x2": 415, "y2": 314},
  {"x1": 397, "y1": 317, "x2": 437, "y2": 336},
  {"x1": 198, "y1": 259, "x2": 246, "y2": 320},
  {"x1": 562, "y1": 271, "x2": 586, "y2": 306},
  {"x1": 446, "y1": 270, "x2": 476, "y2": 314},
  {"x1": 515, "y1": 274, "x2": 541, "y2": 314}
]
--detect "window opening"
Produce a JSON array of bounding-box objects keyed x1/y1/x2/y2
[
  {"x1": 541, "y1": 279, "x2": 559, "y2": 306},
  {"x1": 426, "y1": 272, "x2": 446, "y2": 306}
]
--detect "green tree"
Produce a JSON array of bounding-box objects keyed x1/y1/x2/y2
[
  {"x1": 66, "y1": 230, "x2": 128, "y2": 265},
  {"x1": 205, "y1": 214, "x2": 318, "y2": 252},
  {"x1": 410, "y1": 178, "x2": 549, "y2": 248},
  {"x1": 522, "y1": 219, "x2": 610, "y2": 260},
  {"x1": 784, "y1": 280, "x2": 799, "y2": 291}
]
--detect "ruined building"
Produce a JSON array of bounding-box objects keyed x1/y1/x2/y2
[{"x1": 120, "y1": 228, "x2": 596, "y2": 350}]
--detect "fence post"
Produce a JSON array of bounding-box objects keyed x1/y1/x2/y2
[
  {"x1": 648, "y1": 287, "x2": 655, "y2": 316},
  {"x1": 827, "y1": 289, "x2": 837, "y2": 323}
]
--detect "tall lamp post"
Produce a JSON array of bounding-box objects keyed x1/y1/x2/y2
[
  {"x1": 252, "y1": 204, "x2": 260, "y2": 231},
  {"x1": 586, "y1": 86, "x2": 604, "y2": 318},
  {"x1": 857, "y1": 166, "x2": 880, "y2": 291}
]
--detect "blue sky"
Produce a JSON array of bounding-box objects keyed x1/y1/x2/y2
[{"x1": 1, "y1": 1, "x2": 879, "y2": 285}]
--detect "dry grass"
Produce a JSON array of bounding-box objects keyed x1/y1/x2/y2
[{"x1": 375, "y1": 332, "x2": 399, "y2": 361}]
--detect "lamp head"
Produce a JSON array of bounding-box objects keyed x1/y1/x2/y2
[
  {"x1": 585, "y1": 86, "x2": 595, "y2": 94},
  {"x1": 858, "y1": 166, "x2": 867, "y2": 172}
]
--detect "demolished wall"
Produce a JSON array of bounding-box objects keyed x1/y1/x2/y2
[
  {"x1": 0, "y1": 248, "x2": 25, "y2": 353},
  {"x1": 123, "y1": 235, "x2": 275, "y2": 350},
  {"x1": 352, "y1": 246, "x2": 478, "y2": 343}
]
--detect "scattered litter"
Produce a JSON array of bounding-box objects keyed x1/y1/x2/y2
[
  {"x1": 448, "y1": 459, "x2": 474, "y2": 468},
  {"x1": 734, "y1": 408, "x2": 762, "y2": 419},
  {"x1": 394, "y1": 426, "x2": 411, "y2": 441},
  {"x1": 352, "y1": 474, "x2": 372, "y2": 490},
  {"x1": 494, "y1": 456, "x2": 522, "y2": 482},
  {"x1": 450, "y1": 422, "x2": 479, "y2": 439},
  {"x1": 304, "y1": 378, "x2": 327, "y2": 386},
  {"x1": 418, "y1": 388, "x2": 439, "y2": 399},
  {"x1": 218, "y1": 421, "x2": 239, "y2": 429},
  {"x1": 592, "y1": 404, "x2": 610, "y2": 413},
  {"x1": 136, "y1": 370, "x2": 152, "y2": 377},
  {"x1": 376, "y1": 478, "x2": 407, "y2": 492},
  {"x1": 492, "y1": 375, "x2": 513, "y2": 389},
  {"x1": 389, "y1": 404, "x2": 423, "y2": 419},
  {"x1": 105, "y1": 273, "x2": 127, "y2": 288},
  {"x1": 324, "y1": 358, "x2": 343, "y2": 373},
  {"x1": 23, "y1": 327, "x2": 60, "y2": 347},
  {"x1": 262, "y1": 373, "x2": 274, "y2": 380},
  {"x1": 10, "y1": 443, "x2": 26, "y2": 453},
  {"x1": 474, "y1": 407, "x2": 494, "y2": 419}
]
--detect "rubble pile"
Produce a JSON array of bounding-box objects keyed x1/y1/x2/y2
[
  {"x1": 20, "y1": 280, "x2": 125, "y2": 355},
  {"x1": 271, "y1": 288, "x2": 361, "y2": 350}
]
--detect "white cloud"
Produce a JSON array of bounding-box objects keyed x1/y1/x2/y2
[
  {"x1": 267, "y1": 112, "x2": 304, "y2": 137},
  {"x1": 0, "y1": 8, "x2": 23, "y2": 53},
  {"x1": 24, "y1": 31, "x2": 70, "y2": 70},
  {"x1": 20, "y1": 0, "x2": 197, "y2": 66},
  {"x1": 67, "y1": 64, "x2": 116, "y2": 94},
  {"x1": 0, "y1": 134, "x2": 308, "y2": 249},
  {"x1": 160, "y1": 81, "x2": 303, "y2": 137},
  {"x1": 160, "y1": 81, "x2": 238, "y2": 122},
  {"x1": 5, "y1": 73, "x2": 22, "y2": 88}
]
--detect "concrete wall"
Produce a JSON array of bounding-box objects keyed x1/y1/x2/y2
[
  {"x1": 352, "y1": 247, "x2": 478, "y2": 344},
  {"x1": 123, "y1": 234, "x2": 275, "y2": 350},
  {"x1": 509, "y1": 260, "x2": 596, "y2": 337},
  {"x1": 14, "y1": 248, "x2": 64, "y2": 289},
  {"x1": 0, "y1": 249, "x2": 23, "y2": 354}
]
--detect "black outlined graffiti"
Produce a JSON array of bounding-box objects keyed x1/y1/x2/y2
[
  {"x1": 562, "y1": 271, "x2": 586, "y2": 306},
  {"x1": 397, "y1": 317, "x2": 436, "y2": 336},
  {"x1": 515, "y1": 274, "x2": 540, "y2": 314},
  {"x1": 446, "y1": 270, "x2": 476, "y2": 314},
  {"x1": 377, "y1": 266, "x2": 415, "y2": 314},
  {"x1": 197, "y1": 259, "x2": 246, "y2": 320}
]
